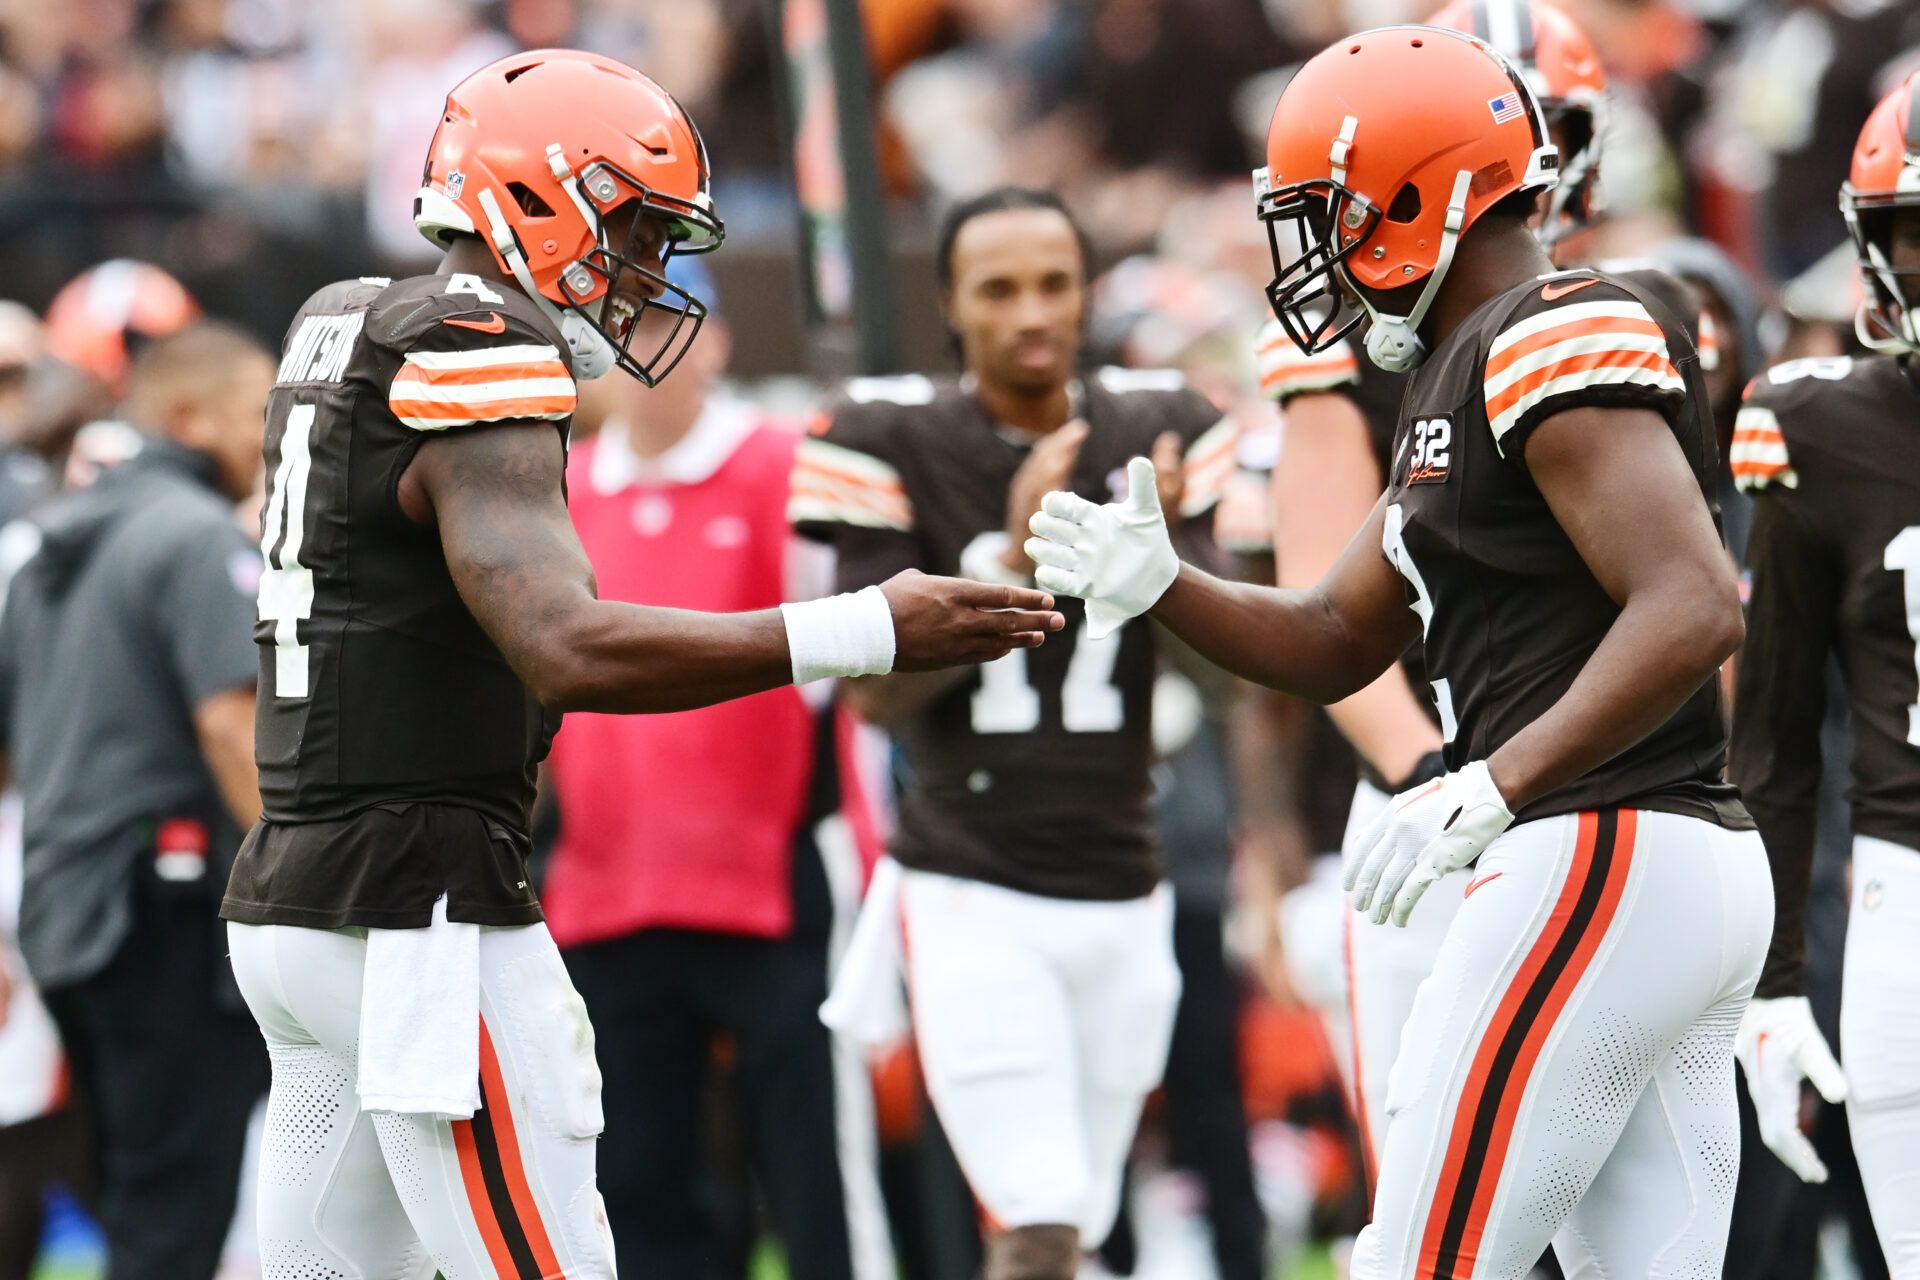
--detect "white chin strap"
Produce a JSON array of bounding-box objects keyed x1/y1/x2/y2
[
  {"x1": 1854, "y1": 301, "x2": 1919, "y2": 355},
  {"x1": 474, "y1": 187, "x2": 618, "y2": 380},
  {"x1": 1854, "y1": 234, "x2": 1920, "y2": 355},
  {"x1": 1356, "y1": 170, "x2": 1476, "y2": 373}
]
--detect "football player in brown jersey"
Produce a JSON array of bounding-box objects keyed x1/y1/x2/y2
[
  {"x1": 1031, "y1": 27, "x2": 1766, "y2": 1278},
  {"x1": 1729, "y1": 75, "x2": 1920, "y2": 1271},
  {"x1": 217, "y1": 51, "x2": 1060, "y2": 1280},
  {"x1": 1249, "y1": 0, "x2": 1616, "y2": 1190},
  {"x1": 798, "y1": 188, "x2": 1236, "y2": 1280}
]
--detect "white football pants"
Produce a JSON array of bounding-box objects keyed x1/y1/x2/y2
[
  {"x1": 1352, "y1": 809, "x2": 1770, "y2": 1280},
  {"x1": 227, "y1": 920, "x2": 616, "y2": 1280},
  {"x1": 1843, "y1": 835, "x2": 1920, "y2": 1278},
  {"x1": 899, "y1": 869, "x2": 1181, "y2": 1245}
]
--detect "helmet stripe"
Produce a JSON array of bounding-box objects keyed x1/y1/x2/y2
[{"x1": 1485, "y1": 0, "x2": 1526, "y2": 62}]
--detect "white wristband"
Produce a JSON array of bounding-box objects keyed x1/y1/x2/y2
[
  {"x1": 958, "y1": 531, "x2": 1033, "y2": 587},
  {"x1": 780, "y1": 586, "x2": 897, "y2": 685}
]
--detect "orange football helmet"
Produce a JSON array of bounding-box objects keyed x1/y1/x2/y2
[
  {"x1": 1841, "y1": 73, "x2": 1920, "y2": 353},
  {"x1": 1429, "y1": 0, "x2": 1606, "y2": 246},
  {"x1": 45, "y1": 260, "x2": 199, "y2": 392},
  {"x1": 1256, "y1": 26, "x2": 1558, "y2": 371},
  {"x1": 414, "y1": 49, "x2": 723, "y2": 384}
]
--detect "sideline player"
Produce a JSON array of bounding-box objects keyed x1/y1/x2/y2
[
  {"x1": 217, "y1": 51, "x2": 1061, "y2": 1280},
  {"x1": 1258, "y1": 0, "x2": 1613, "y2": 1181},
  {"x1": 798, "y1": 187, "x2": 1234, "y2": 1280},
  {"x1": 1028, "y1": 28, "x2": 1767, "y2": 1276},
  {"x1": 1730, "y1": 75, "x2": 1920, "y2": 1274}
]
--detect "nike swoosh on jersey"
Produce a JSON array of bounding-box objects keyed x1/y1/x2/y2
[
  {"x1": 1539, "y1": 278, "x2": 1601, "y2": 301},
  {"x1": 443, "y1": 311, "x2": 507, "y2": 333},
  {"x1": 1464, "y1": 871, "x2": 1503, "y2": 898}
]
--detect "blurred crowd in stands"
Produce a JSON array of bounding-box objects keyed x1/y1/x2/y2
[{"x1": 0, "y1": 0, "x2": 1914, "y2": 360}]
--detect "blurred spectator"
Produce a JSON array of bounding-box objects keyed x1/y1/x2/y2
[
  {"x1": 5, "y1": 359, "x2": 111, "y2": 485},
  {"x1": 356, "y1": 0, "x2": 514, "y2": 265},
  {"x1": 542, "y1": 264, "x2": 893, "y2": 1280},
  {"x1": 0, "y1": 322, "x2": 271, "y2": 1280}
]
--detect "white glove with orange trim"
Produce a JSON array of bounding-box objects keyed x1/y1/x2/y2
[
  {"x1": 1344, "y1": 760, "x2": 1513, "y2": 927},
  {"x1": 1736, "y1": 995, "x2": 1848, "y2": 1183}
]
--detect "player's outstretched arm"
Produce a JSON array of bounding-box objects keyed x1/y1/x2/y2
[
  {"x1": 1488, "y1": 405, "x2": 1745, "y2": 810},
  {"x1": 410, "y1": 425, "x2": 1063, "y2": 714},
  {"x1": 1025, "y1": 455, "x2": 1417, "y2": 703},
  {"x1": 1151, "y1": 504, "x2": 1420, "y2": 703}
]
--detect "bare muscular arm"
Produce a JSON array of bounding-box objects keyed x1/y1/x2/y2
[
  {"x1": 1147, "y1": 493, "x2": 1421, "y2": 704},
  {"x1": 1270, "y1": 392, "x2": 1441, "y2": 782},
  {"x1": 1486, "y1": 406, "x2": 1744, "y2": 810},
  {"x1": 405, "y1": 425, "x2": 1062, "y2": 714}
]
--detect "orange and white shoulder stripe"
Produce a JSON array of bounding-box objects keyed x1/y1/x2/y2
[
  {"x1": 388, "y1": 343, "x2": 575, "y2": 431},
  {"x1": 1257, "y1": 321, "x2": 1360, "y2": 401},
  {"x1": 789, "y1": 435, "x2": 913, "y2": 532},
  {"x1": 1178, "y1": 416, "x2": 1238, "y2": 518},
  {"x1": 1483, "y1": 298, "x2": 1683, "y2": 452},
  {"x1": 1730, "y1": 403, "x2": 1796, "y2": 492}
]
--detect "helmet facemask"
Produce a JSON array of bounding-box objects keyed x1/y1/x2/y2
[
  {"x1": 1537, "y1": 99, "x2": 1602, "y2": 250},
  {"x1": 1844, "y1": 191, "x2": 1920, "y2": 354},
  {"x1": 550, "y1": 154, "x2": 723, "y2": 386},
  {"x1": 1256, "y1": 169, "x2": 1381, "y2": 358}
]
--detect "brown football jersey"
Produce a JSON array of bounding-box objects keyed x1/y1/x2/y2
[
  {"x1": 792, "y1": 370, "x2": 1231, "y2": 899},
  {"x1": 1729, "y1": 353, "x2": 1920, "y2": 995},
  {"x1": 1383, "y1": 268, "x2": 1749, "y2": 827},
  {"x1": 222, "y1": 272, "x2": 573, "y2": 931}
]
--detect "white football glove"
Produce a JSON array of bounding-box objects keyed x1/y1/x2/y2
[
  {"x1": 1024, "y1": 455, "x2": 1177, "y2": 640},
  {"x1": 1344, "y1": 760, "x2": 1513, "y2": 927},
  {"x1": 1736, "y1": 994, "x2": 1848, "y2": 1183}
]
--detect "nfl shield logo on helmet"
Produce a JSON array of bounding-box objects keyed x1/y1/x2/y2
[
  {"x1": 446, "y1": 170, "x2": 465, "y2": 199},
  {"x1": 1488, "y1": 93, "x2": 1525, "y2": 124}
]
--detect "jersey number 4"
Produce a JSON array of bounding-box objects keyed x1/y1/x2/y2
[
  {"x1": 971, "y1": 620, "x2": 1125, "y2": 734},
  {"x1": 259, "y1": 402, "x2": 316, "y2": 698}
]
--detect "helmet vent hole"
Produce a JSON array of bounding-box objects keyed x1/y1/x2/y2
[
  {"x1": 1387, "y1": 184, "x2": 1422, "y2": 224},
  {"x1": 1349, "y1": 44, "x2": 1361, "y2": 53},
  {"x1": 1410, "y1": 37, "x2": 1423, "y2": 46},
  {"x1": 507, "y1": 182, "x2": 556, "y2": 217},
  {"x1": 503, "y1": 62, "x2": 542, "y2": 83}
]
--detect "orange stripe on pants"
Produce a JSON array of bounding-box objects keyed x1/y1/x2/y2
[
  {"x1": 453, "y1": 1114, "x2": 521, "y2": 1278},
  {"x1": 478, "y1": 1018, "x2": 566, "y2": 1277},
  {"x1": 1415, "y1": 810, "x2": 1636, "y2": 1277}
]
